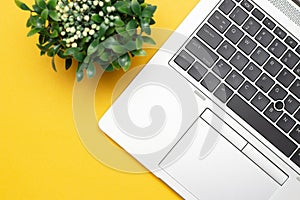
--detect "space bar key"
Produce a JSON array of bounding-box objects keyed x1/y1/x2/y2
[{"x1": 227, "y1": 95, "x2": 297, "y2": 157}]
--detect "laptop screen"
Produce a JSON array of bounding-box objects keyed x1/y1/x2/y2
[{"x1": 292, "y1": 0, "x2": 300, "y2": 7}]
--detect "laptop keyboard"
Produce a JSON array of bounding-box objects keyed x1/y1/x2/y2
[{"x1": 172, "y1": 0, "x2": 300, "y2": 169}]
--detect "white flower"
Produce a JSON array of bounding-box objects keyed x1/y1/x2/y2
[
  {"x1": 66, "y1": 27, "x2": 71, "y2": 32},
  {"x1": 76, "y1": 31, "x2": 81, "y2": 35},
  {"x1": 84, "y1": 15, "x2": 90, "y2": 21},
  {"x1": 72, "y1": 43, "x2": 78, "y2": 48},
  {"x1": 91, "y1": 24, "x2": 97, "y2": 29},
  {"x1": 64, "y1": 6, "x2": 69, "y2": 12},
  {"x1": 89, "y1": 29, "x2": 95, "y2": 35},
  {"x1": 74, "y1": 35, "x2": 78, "y2": 40},
  {"x1": 109, "y1": 15, "x2": 114, "y2": 20},
  {"x1": 66, "y1": 44, "x2": 70, "y2": 47},
  {"x1": 104, "y1": 17, "x2": 109, "y2": 24},
  {"x1": 109, "y1": 22, "x2": 114, "y2": 27},
  {"x1": 105, "y1": 0, "x2": 110, "y2": 2},
  {"x1": 61, "y1": 31, "x2": 66, "y2": 36},
  {"x1": 99, "y1": 1, "x2": 104, "y2": 7},
  {"x1": 99, "y1": 11, "x2": 104, "y2": 17},
  {"x1": 83, "y1": 31, "x2": 88, "y2": 37},
  {"x1": 96, "y1": 26, "x2": 100, "y2": 30},
  {"x1": 70, "y1": 27, "x2": 76, "y2": 33},
  {"x1": 83, "y1": 0, "x2": 87, "y2": 2},
  {"x1": 83, "y1": 4, "x2": 89, "y2": 10},
  {"x1": 84, "y1": 27, "x2": 90, "y2": 32},
  {"x1": 70, "y1": 37, "x2": 75, "y2": 43},
  {"x1": 107, "y1": 6, "x2": 112, "y2": 13},
  {"x1": 93, "y1": 0, "x2": 98, "y2": 6},
  {"x1": 101, "y1": 36, "x2": 105, "y2": 41},
  {"x1": 111, "y1": 6, "x2": 115, "y2": 12},
  {"x1": 75, "y1": 5, "x2": 80, "y2": 11},
  {"x1": 55, "y1": 5, "x2": 60, "y2": 10},
  {"x1": 66, "y1": 38, "x2": 71, "y2": 43}
]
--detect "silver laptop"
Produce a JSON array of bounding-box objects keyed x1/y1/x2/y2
[{"x1": 99, "y1": 0, "x2": 300, "y2": 199}]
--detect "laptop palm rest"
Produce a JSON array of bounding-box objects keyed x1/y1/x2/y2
[{"x1": 159, "y1": 118, "x2": 279, "y2": 200}]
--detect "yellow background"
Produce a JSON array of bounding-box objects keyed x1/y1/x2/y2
[{"x1": 0, "y1": 0, "x2": 199, "y2": 199}]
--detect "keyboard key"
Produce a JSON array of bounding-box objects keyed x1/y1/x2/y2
[
  {"x1": 269, "y1": 84, "x2": 288, "y2": 101},
  {"x1": 241, "y1": 0, "x2": 253, "y2": 11},
  {"x1": 290, "y1": 125, "x2": 300, "y2": 144},
  {"x1": 274, "y1": 27, "x2": 287, "y2": 39},
  {"x1": 277, "y1": 114, "x2": 296, "y2": 133},
  {"x1": 252, "y1": 8, "x2": 265, "y2": 21},
  {"x1": 243, "y1": 62, "x2": 262, "y2": 81},
  {"x1": 295, "y1": 109, "x2": 300, "y2": 121},
  {"x1": 281, "y1": 50, "x2": 300, "y2": 69},
  {"x1": 230, "y1": 6, "x2": 248, "y2": 25},
  {"x1": 230, "y1": 52, "x2": 249, "y2": 70},
  {"x1": 284, "y1": 95, "x2": 300, "y2": 114},
  {"x1": 243, "y1": 17, "x2": 261, "y2": 36},
  {"x1": 294, "y1": 63, "x2": 300, "y2": 76},
  {"x1": 197, "y1": 24, "x2": 223, "y2": 49},
  {"x1": 225, "y1": 25, "x2": 244, "y2": 44},
  {"x1": 213, "y1": 59, "x2": 232, "y2": 78},
  {"x1": 188, "y1": 62, "x2": 208, "y2": 81},
  {"x1": 201, "y1": 72, "x2": 221, "y2": 92},
  {"x1": 217, "y1": 41, "x2": 236, "y2": 60},
  {"x1": 228, "y1": 95, "x2": 297, "y2": 157},
  {"x1": 264, "y1": 103, "x2": 283, "y2": 122},
  {"x1": 285, "y1": 36, "x2": 298, "y2": 49},
  {"x1": 238, "y1": 81, "x2": 257, "y2": 100},
  {"x1": 263, "y1": 18, "x2": 276, "y2": 30},
  {"x1": 268, "y1": 39, "x2": 287, "y2": 58},
  {"x1": 226, "y1": 70, "x2": 245, "y2": 89},
  {"x1": 186, "y1": 37, "x2": 219, "y2": 68},
  {"x1": 251, "y1": 92, "x2": 270, "y2": 111},
  {"x1": 219, "y1": 0, "x2": 236, "y2": 14},
  {"x1": 291, "y1": 149, "x2": 300, "y2": 168},
  {"x1": 251, "y1": 47, "x2": 270, "y2": 66},
  {"x1": 208, "y1": 11, "x2": 231, "y2": 33},
  {"x1": 255, "y1": 28, "x2": 274, "y2": 47},
  {"x1": 296, "y1": 46, "x2": 300, "y2": 55},
  {"x1": 238, "y1": 36, "x2": 257, "y2": 55},
  {"x1": 276, "y1": 68, "x2": 295, "y2": 87},
  {"x1": 264, "y1": 57, "x2": 283, "y2": 76},
  {"x1": 174, "y1": 50, "x2": 194, "y2": 70},
  {"x1": 256, "y1": 73, "x2": 275, "y2": 93},
  {"x1": 290, "y1": 79, "x2": 300, "y2": 99},
  {"x1": 214, "y1": 83, "x2": 234, "y2": 103}
]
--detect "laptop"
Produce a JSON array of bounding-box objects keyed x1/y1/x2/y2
[{"x1": 99, "y1": 0, "x2": 300, "y2": 199}]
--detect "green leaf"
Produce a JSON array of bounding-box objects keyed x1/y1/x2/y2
[
  {"x1": 131, "y1": 49, "x2": 146, "y2": 56},
  {"x1": 86, "y1": 62, "x2": 96, "y2": 79},
  {"x1": 102, "y1": 37, "x2": 119, "y2": 49},
  {"x1": 114, "y1": 18, "x2": 125, "y2": 27},
  {"x1": 36, "y1": 0, "x2": 47, "y2": 9},
  {"x1": 141, "y1": 18, "x2": 151, "y2": 35},
  {"x1": 125, "y1": 40, "x2": 136, "y2": 51},
  {"x1": 50, "y1": 29, "x2": 58, "y2": 38},
  {"x1": 112, "y1": 45, "x2": 127, "y2": 54},
  {"x1": 51, "y1": 57, "x2": 57, "y2": 72},
  {"x1": 118, "y1": 53, "x2": 131, "y2": 71},
  {"x1": 142, "y1": 5, "x2": 157, "y2": 18},
  {"x1": 111, "y1": 60, "x2": 121, "y2": 70},
  {"x1": 100, "y1": 51, "x2": 109, "y2": 62},
  {"x1": 32, "y1": 5, "x2": 43, "y2": 13},
  {"x1": 27, "y1": 27, "x2": 41, "y2": 37},
  {"x1": 126, "y1": 20, "x2": 137, "y2": 35},
  {"x1": 76, "y1": 70, "x2": 84, "y2": 82},
  {"x1": 91, "y1": 14, "x2": 103, "y2": 23},
  {"x1": 49, "y1": 10, "x2": 59, "y2": 21},
  {"x1": 41, "y1": 9, "x2": 48, "y2": 21},
  {"x1": 26, "y1": 17, "x2": 32, "y2": 27},
  {"x1": 131, "y1": 0, "x2": 141, "y2": 15},
  {"x1": 136, "y1": 36, "x2": 143, "y2": 49},
  {"x1": 15, "y1": 0, "x2": 32, "y2": 11},
  {"x1": 142, "y1": 36, "x2": 156, "y2": 45},
  {"x1": 115, "y1": 1, "x2": 132, "y2": 15},
  {"x1": 47, "y1": 0, "x2": 57, "y2": 10},
  {"x1": 74, "y1": 52, "x2": 85, "y2": 62},
  {"x1": 98, "y1": 23, "x2": 108, "y2": 37},
  {"x1": 87, "y1": 40, "x2": 99, "y2": 56},
  {"x1": 65, "y1": 58, "x2": 72, "y2": 70},
  {"x1": 64, "y1": 48, "x2": 80, "y2": 56}
]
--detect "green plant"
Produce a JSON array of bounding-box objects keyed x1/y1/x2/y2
[{"x1": 16, "y1": 0, "x2": 157, "y2": 81}]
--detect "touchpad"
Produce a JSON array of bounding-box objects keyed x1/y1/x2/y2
[{"x1": 159, "y1": 118, "x2": 279, "y2": 200}]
